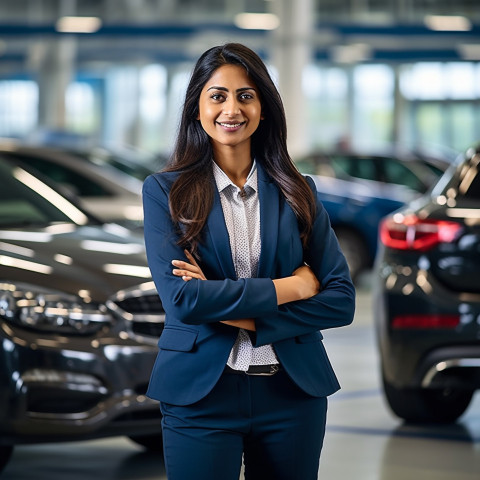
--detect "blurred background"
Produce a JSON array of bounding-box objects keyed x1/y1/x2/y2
[
  {"x1": 1, "y1": 2, "x2": 480, "y2": 479},
  {"x1": 1, "y1": 0, "x2": 479, "y2": 157}
]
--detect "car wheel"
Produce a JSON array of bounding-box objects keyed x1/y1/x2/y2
[
  {"x1": 382, "y1": 373, "x2": 473, "y2": 423},
  {"x1": 334, "y1": 228, "x2": 369, "y2": 282},
  {"x1": 128, "y1": 434, "x2": 163, "y2": 452},
  {"x1": 0, "y1": 445, "x2": 13, "y2": 473}
]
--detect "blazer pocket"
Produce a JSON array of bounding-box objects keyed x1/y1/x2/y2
[
  {"x1": 158, "y1": 326, "x2": 198, "y2": 352},
  {"x1": 295, "y1": 331, "x2": 323, "y2": 344}
]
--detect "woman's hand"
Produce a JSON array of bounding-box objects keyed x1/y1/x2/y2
[
  {"x1": 221, "y1": 319, "x2": 255, "y2": 331},
  {"x1": 172, "y1": 250, "x2": 255, "y2": 331},
  {"x1": 272, "y1": 264, "x2": 321, "y2": 305},
  {"x1": 292, "y1": 264, "x2": 321, "y2": 299},
  {"x1": 172, "y1": 250, "x2": 206, "y2": 281}
]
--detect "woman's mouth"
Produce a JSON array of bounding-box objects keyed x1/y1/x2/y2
[{"x1": 217, "y1": 121, "x2": 246, "y2": 131}]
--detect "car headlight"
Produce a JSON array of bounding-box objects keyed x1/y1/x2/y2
[{"x1": 0, "y1": 282, "x2": 111, "y2": 334}]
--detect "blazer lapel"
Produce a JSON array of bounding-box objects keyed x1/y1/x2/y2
[
  {"x1": 205, "y1": 188, "x2": 237, "y2": 279},
  {"x1": 257, "y1": 163, "x2": 279, "y2": 278}
]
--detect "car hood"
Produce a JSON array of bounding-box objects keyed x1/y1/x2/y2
[{"x1": 0, "y1": 223, "x2": 151, "y2": 303}]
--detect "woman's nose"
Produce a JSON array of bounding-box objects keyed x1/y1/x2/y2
[{"x1": 223, "y1": 98, "x2": 240, "y2": 116}]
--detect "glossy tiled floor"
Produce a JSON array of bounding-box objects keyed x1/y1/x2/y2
[{"x1": 3, "y1": 278, "x2": 480, "y2": 479}]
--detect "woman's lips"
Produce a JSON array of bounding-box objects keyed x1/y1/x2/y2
[{"x1": 216, "y1": 121, "x2": 246, "y2": 131}]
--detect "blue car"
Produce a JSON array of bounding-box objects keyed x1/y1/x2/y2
[
  {"x1": 307, "y1": 174, "x2": 408, "y2": 282},
  {"x1": 296, "y1": 151, "x2": 444, "y2": 282}
]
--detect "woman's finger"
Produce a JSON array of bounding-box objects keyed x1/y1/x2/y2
[
  {"x1": 172, "y1": 268, "x2": 199, "y2": 278},
  {"x1": 172, "y1": 259, "x2": 200, "y2": 273},
  {"x1": 184, "y1": 250, "x2": 198, "y2": 265},
  {"x1": 184, "y1": 250, "x2": 207, "y2": 280}
]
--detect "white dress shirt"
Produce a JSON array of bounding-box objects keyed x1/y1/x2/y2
[{"x1": 212, "y1": 160, "x2": 279, "y2": 370}]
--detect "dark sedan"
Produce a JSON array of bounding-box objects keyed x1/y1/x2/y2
[
  {"x1": 373, "y1": 145, "x2": 480, "y2": 423},
  {"x1": 0, "y1": 157, "x2": 165, "y2": 473}
]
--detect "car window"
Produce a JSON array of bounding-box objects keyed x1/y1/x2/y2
[
  {"x1": 0, "y1": 161, "x2": 85, "y2": 226},
  {"x1": 331, "y1": 155, "x2": 377, "y2": 181},
  {"x1": 380, "y1": 158, "x2": 425, "y2": 192},
  {"x1": 67, "y1": 149, "x2": 157, "y2": 181},
  {"x1": 4, "y1": 154, "x2": 111, "y2": 198}
]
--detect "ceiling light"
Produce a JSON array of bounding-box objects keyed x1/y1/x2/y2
[
  {"x1": 424, "y1": 15, "x2": 471, "y2": 31},
  {"x1": 56, "y1": 16, "x2": 102, "y2": 34},
  {"x1": 234, "y1": 13, "x2": 280, "y2": 30}
]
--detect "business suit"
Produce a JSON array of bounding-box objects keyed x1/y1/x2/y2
[{"x1": 143, "y1": 161, "x2": 355, "y2": 479}]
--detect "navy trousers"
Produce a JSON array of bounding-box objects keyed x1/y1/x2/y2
[{"x1": 160, "y1": 368, "x2": 328, "y2": 480}]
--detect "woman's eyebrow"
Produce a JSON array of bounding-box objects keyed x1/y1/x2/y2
[{"x1": 206, "y1": 86, "x2": 256, "y2": 92}]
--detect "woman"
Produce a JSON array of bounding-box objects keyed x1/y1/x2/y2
[{"x1": 143, "y1": 43, "x2": 355, "y2": 480}]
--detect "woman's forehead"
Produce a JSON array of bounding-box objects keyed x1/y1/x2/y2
[{"x1": 204, "y1": 64, "x2": 256, "y2": 89}]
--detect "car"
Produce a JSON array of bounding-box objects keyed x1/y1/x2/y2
[
  {"x1": 296, "y1": 150, "x2": 444, "y2": 195},
  {"x1": 373, "y1": 144, "x2": 480, "y2": 423},
  {"x1": 60, "y1": 145, "x2": 167, "y2": 182},
  {"x1": 0, "y1": 141, "x2": 151, "y2": 230},
  {"x1": 305, "y1": 174, "x2": 406, "y2": 282},
  {"x1": 0, "y1": 156, "x2": 165, "y2": 473},
  {"x1": 295, "y1": 150, "x2": 451, "y2": 282}
]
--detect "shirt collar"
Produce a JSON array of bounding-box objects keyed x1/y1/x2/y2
[{"x1": 212, "y1": 159, "x2": 257, "y2": 194}]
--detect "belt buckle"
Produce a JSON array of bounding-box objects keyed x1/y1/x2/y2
[{"x1": 246, "y1": 365, "x2": 280, "y2": 376}]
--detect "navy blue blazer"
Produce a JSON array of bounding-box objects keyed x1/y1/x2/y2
[{"x1": 142, "y1": 162, "x2": 355, "y2": 406}]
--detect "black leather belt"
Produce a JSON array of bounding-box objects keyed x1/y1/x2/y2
[{"x1": 224, "y1": 364, "x2": 281, "y2": 376}]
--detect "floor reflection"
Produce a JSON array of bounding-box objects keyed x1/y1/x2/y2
[{"x1": 2, "y1": 437, "x2": 166, "y2": 480}]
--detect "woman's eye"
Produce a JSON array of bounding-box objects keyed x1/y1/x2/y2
[
  {"x1": 239, "y1": 93, "x2": 253, "y2": 101},
  {"x1": 211, "y1": 93, "x2": 224, "y2": 101}
]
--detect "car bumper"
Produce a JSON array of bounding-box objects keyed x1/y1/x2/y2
[
  {"x1": 415, "y1": 346, "x2": 480, "y2": 390},
  {"x1": 0, "y1": 322, "x2": 161, "y2": 445},
  {"x1": 374, "y1": 259, "x2": 480, "y2": 389}
]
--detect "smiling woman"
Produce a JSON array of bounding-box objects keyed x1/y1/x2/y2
[
  {"x1": 197, "y1": 64, "x2": 263, "y2": 158},
  {"x1": 142, "y1": 43, "x2": 355, "y2": 480}
]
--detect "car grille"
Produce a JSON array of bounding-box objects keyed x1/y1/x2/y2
[
  {"x1": 114, "y1": 294, "x2": 163, "y2": 315},
  {"x1": 107, "y1": 281, "x2": 165, "y2": 341}
]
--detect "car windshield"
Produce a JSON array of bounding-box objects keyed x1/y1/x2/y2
[
  {"x1": 68, "y1": 148, "x2": 160, "y2": 181},
  {"x1": 0, "y1": 158, "x2": 91, "y2": 228}
]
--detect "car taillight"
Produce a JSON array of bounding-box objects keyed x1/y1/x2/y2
[
  {"x1": 380, "y1": 214, "x2": 462, "y2": 251},
  {"x1": 392, "y1": 314, "x2": 460, "y2": 329}
]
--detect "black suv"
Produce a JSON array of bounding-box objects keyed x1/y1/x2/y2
[
  {"x1": 374, "y1": 145, "x2": 480, "y2": 423},
  {"x1": 0, "y1": 157, "x2": 164, "y2": 473}
]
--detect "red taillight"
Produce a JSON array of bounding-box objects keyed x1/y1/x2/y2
[
  {"x1": 380, "y1": 214, "x2": 461, "y2": 251},
  {"x1": 392, "y1": 314, "x2": 460, "y2": 329}
]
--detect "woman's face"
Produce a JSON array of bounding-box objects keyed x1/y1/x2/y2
[{"x1": 197, "y1": 64, "x2": 263, "y2": 153}]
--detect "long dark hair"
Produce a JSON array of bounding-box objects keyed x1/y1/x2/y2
[{"x1": 166, "y1": 43, "x2": 316, "y2": 253}]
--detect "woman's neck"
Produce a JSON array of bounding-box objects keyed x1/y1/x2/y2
[{"x1": 213, "y1": 145, "x2": 253, "y2": 188}]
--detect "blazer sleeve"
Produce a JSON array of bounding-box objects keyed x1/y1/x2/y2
[
  {"x1": 143, "y1": 174, "x2": 278, "y2": 324},
  {"x1": 252, "y1": 175, "x2": 355, "y2": 347}
]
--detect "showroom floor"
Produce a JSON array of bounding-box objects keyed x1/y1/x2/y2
[{"x1": 3, "y1": 277, "x2": 480, "y2": 480}]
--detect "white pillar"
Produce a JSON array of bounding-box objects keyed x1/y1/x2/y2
[
  {"x1": 35, "y1": 0, "x2": 77, "y2": 133},
  {"x1": 268, "y1": 0, "x2": 314, "y2": 158},
  {"x1": 36, "y1": 37, "x2": 76, "y2": 131}
]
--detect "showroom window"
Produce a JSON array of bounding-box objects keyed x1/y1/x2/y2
[
  {"x1": 0, "y1": 80, "x2": 38, "y2": 138},
  {"x1": 353, "y1": 64, "x2": 394, "y2": 150},
  {"x1": 66, "y1": 80, "x2": 102, "y2": 136},
  {"x1": 400, "y1": 62, "x2": 480, "y2": 152},
  {"x1": 304, "y1": 65, "x2": 349, "y2": 150}
]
